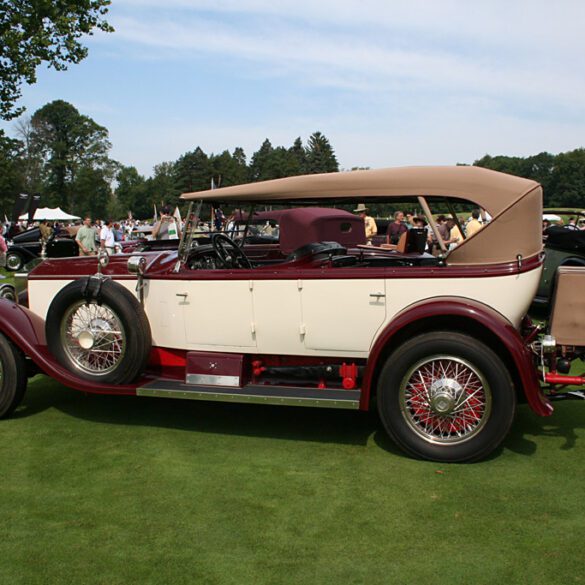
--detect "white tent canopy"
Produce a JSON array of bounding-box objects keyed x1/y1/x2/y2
[
  {"x1": 543, "y1": 213, "x2": 562, "y2": 222},
  {"x1": 19, "y1": 207, "x2": 80, "y2": 221}
]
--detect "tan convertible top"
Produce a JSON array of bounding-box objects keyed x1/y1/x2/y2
[{"x1": 181, "y1": 166, "x2": 543, "y2": 265}]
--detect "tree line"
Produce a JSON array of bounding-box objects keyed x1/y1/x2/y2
[
  {"x1": 2, "y1": 4, "x2": 585, "y2": 219},
  {"x1": 473, "y1": 151, "x2": 585, "y2": 208},
  {"x1": 2, "y1": 99, "x2": 585, "y2": 220},
  {"x1": 0, "y1": 100, "x2": 339, "y2": 220}
]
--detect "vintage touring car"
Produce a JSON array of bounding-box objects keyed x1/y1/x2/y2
[{"x1": 1, "y1": 166, "x2": 584, "y2": 462}]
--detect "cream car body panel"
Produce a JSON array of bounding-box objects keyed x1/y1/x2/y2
[{"x1": 27, "y1": 264, "x2": 540, "y2": 357}]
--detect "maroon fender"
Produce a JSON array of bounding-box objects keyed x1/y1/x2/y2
[
  {"x1": 361, "y1": 296, "x2": 553, "y2": 417},
  {"x1": 0, "y1": 299, "x2": 138, "y2": 395}
]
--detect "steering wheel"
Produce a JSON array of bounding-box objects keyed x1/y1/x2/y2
[{"x1": 211, "y1": 233, "x2": 252, "y2": 269}]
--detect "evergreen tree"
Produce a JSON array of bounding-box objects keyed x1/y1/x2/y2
[
  {"x1": 249, "y1": 139, "x2": 274, "y2": 181},
  {"x1": 267, "y1": 146, "x2": 302, "y2": 179},
  {"x1": 289, "y1": 137, "x2": 306, "y2": 174},
  {"x1": 209, "y1": 150, "x2": 247, "y2": 188},
  {"x1": 305, "y1": 131, "x2": 338, "y2": 174},
  {"x1": 174, "y1": 147, "x2": 211, "y2": 194},
  {"x1": 145, "y1": 162, "x2": 178, "y2": 214},
  {"x1": 115, "y1": 165, "x2": 147, "y2": 217},
  {"x1": 233, "y1": 147, "x2": 246, "y2": 168},
  {"x1": 231, "y1": 147, "x2": 248, "y2": 184}
]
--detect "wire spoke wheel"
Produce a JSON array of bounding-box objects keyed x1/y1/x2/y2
[
  {"x1": 61, "y1": 301, "x2": 126, "y2": 376},
  {"x1": 377, "y1": 332, "x2": 515, "y2": 462},
  {"x1": 400, "y1": 355, "x2": 491, "y2": 445},
  {"x1": 47, "y1": 279, "x2": 151, "y2": 384}
]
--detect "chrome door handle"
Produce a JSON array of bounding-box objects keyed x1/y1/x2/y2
[{"x1": 369, "y1": 292, "x2": 385, "y2": 298}]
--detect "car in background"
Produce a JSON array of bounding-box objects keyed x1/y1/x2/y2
[
  {"x1": 534, "y1": 209, "x2": 585, "y2": 307},
  {"x1": 4, "y1": 226, "x2": 79, "y2": 271}
]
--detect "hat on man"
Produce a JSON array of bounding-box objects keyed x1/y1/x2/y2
[{"x1": 354, "y1": 203, "x2": 369, "y2": 213}]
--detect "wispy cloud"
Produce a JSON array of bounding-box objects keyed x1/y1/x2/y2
[
  {"x1": 105, "y1": 1, "x2": 585, "y2": 112},
  {"x1": 4, "y1": 0, "x2": 584, "y2": 175}
]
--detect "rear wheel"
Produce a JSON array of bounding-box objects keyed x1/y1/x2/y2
[
  {"x1": 377, "y1": 331, "x2": 515, "y2": 462},
  {"x1": 0, "y1": 333, "x2": 27, "y2": 418}
]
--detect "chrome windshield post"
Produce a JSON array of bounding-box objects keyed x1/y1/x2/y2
[{"x1": 175, "y1": 200, "x2": 202, "y2": 272}]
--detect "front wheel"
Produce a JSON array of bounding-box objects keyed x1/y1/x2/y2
[
  {"x1": 6, "y1": 252, "x2": 24, "y2": 272},
  {"x1": 0, "y1": 284, "x2": 16, "y2": 302},
  {"x1": 377, "y1": 332, "x2": 515, "y2": 462},
  {"x1": 0, "y1": 333, "x2": 27, "y2": 418}
]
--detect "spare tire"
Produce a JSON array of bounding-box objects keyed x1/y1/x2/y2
[{"x1": 45, "y1": 278, "x2": 151, "y2": 384}]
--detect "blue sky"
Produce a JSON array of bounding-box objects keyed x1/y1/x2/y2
[{"x1": 3, "y1": 0, "x2": 585, "y2": 177}]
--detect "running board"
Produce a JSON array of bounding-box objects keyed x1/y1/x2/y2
[{"x1": 137, "y1": 380, "x2": 361, "y2": 410}]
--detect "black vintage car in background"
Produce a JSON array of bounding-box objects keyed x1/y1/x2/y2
[
  {"x1": 5, "y1": 226, "x2": 79, "y2": 271},
  {"x1": 534, "y1": 209, "x2": 585, "y2": 307}
]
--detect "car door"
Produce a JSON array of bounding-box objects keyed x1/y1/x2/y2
[
  {"x1": 180, "y1": 275, "x2": 257, "y2": 350},
  {"x1": 300, "y1": 278, "x2": 386, "y2": 353},
  {"x1": 252, "y1": 279, "x2": 305, "y2": 355}
]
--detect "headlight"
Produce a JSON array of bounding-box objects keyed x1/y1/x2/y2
[{"x1": 127, "y1": 256, "x2": 146, "y2": 275}]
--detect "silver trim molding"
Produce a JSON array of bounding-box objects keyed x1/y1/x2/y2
[{"x1": 186, "y1": 373, "x2": 241, "y2": 387}]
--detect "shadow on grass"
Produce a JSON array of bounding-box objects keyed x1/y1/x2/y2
[
  {"x1": 14, "y1": 377, "x2": 410, "y2": 455},
  {"x1": 505, "y1": 400, "x2": 585, "y2": 455},
  {"x1": 13, "y1": 377, "x2": 585, "y2": 458}
]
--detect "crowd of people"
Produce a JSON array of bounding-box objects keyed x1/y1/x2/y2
[
  {"x1": 0, "y1": 205, "x2": 185, "y2": 260},
  {"x1": 354, "y1": 204, "x2": 490, "y2": 253},
  {"x1": 2, "y1": 202, "x2": 584, "y2": 267}
]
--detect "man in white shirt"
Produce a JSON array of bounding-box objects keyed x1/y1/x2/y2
[{"x1": 100, "y1": 219, "x2": 116, "y2": 254}]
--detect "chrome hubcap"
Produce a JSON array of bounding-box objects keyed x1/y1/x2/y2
[
  {"x1": 61, "y1": 301, "x2": 126, "y2": 376},
  {"x1": 399, "y1": 356, "x2": 491, "y2": 445},
  {"x1": 77, "y1": 330, "x2": 96, "y2": 350},
  {"x1": 428, "y1": 378, "x2": 463, "y2": 414},
  {"x1": 6, "y1": 255, "x2": 21, "y2": 270}
]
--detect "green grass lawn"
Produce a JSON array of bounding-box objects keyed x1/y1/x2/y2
[
  {"x1": 2, "y1": 377, "x2": 585, "y2": 585},
  {"x1": 0, "y1": 267, "x2": 14, "y2": 283}
]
